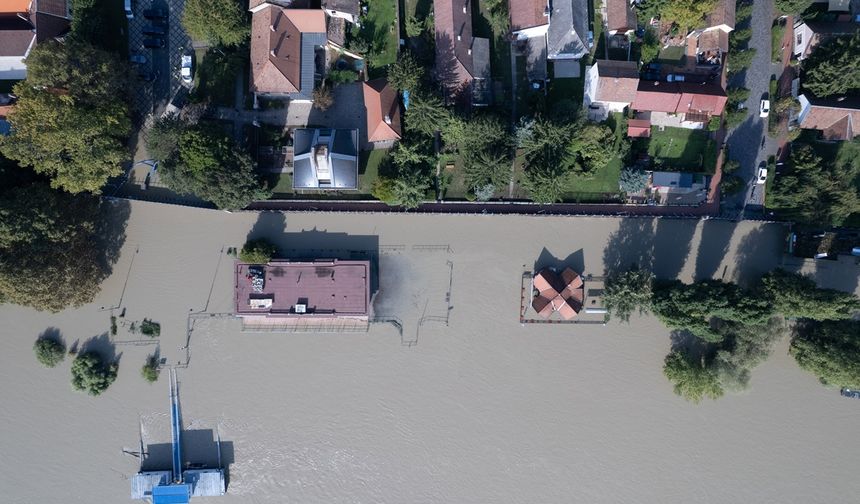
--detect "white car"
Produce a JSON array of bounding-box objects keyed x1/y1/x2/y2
[
  {"x1": 760, "y1": 99, "x2": 770, "y2": 118},
  {"x1": 756, "y1": 166, "x2": 768, "y2": 185},
  {"x1": 181, "y1": 55, "x2": 193, "y2": 84},
  {"x1": 666, "y1": 73, "x2": 685, "y2": 82}
]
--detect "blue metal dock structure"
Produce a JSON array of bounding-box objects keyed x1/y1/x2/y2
[{"x1": 131, "y1": 369, "x2": 225, "y2": 503}]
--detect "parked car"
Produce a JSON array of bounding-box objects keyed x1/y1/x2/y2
[
  {"x1": 666, "y1": 73, "x2": 685, "y2": 82},
  {"x1": 760, "y1": 99, "x2": 770, "y2": 117},
  {"x1": 143, "y1": 7, "x2": 168, "y2": 18},
  {"x1": 124, "y1": 0, "x2": 133, "y2": 19},
  {"x1": 641, "y1": 71, "x2": 660, "y2": 81},
  {"x1": 841, "y1": 388, "x2": 860, "y2": 399},
  {"x1": 143, "y1": 38, "x2": 165, "y2": 48},
  {"x1": 142, "y1": 24, "x2": 167, "y2": 36},
  {"x1": 756, "y1": 164, "x2": 768, "y2": 185},
  {"x1": 181, "y1": 55, "x2": 193, "y2": 84},
  {"x1": 129, "y1": 53, "x2": 147, "y2": 64}
]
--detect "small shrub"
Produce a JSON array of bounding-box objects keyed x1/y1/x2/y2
[
  {"x1": 34, "y1": 338, "x2": 65, "y2": 368},
  {"x1": 720, "y1": 174, "x2": 744, "y2": 196},
  {"x1": 619, "y1": 167, "x2": 648, "y2": 194},
  {"x1": 140, "y1": 319, "x2": 161, "y2": 337},
  {"x1": 327, "y1": 68, "x2": 357, "y2": 85},
  {"x1": 723, "y1": 158, "x2": 740, "y2": 173},
  {"x1": 141, "y1": 355, "x2": 160, "y2": 383},
  {"x1": 110, "y1": 315, "x2": 117, "y2": 336},
  {"x1": 313, "y1": 86, "x2": 334, "y2": 111},
  {"x1": 239, "y1": 238, "x2": 278, "y2": 264},
  {"x1": 70, "y1": 352, "x2": 118, "y2": 396}
]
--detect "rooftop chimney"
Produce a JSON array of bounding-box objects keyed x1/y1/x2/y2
[
  {"x1": 270, "y1": 50, "x2": 276, "y2": 57},
  {"x1": 384, "y1": 115, "x2": 391, "y2": 124}
]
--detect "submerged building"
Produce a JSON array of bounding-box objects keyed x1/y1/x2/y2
[
  {"x1": 131, "y1": 370, "x2": 226, "y2": 503},
  {"x1": 235, "y1": 259, "x2": 371, "y2": 328}
]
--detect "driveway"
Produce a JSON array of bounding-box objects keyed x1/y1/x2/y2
[{"x1": 724, "y1": 0, "x2": 781, "y2": 218}]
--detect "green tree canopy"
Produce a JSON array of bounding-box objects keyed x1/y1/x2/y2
[
  {"x1": 712, "y1": 318, "x2": 785, "y2": 392},
  {"x1": 387, "y1": 51, "x2": 424, "y2": 92},
  {"x1": 146, "y1": 116, "x2": 185, "y2": 162},
  {"x1": 0, "y1": 41, "x2": 130, "y2": 193},
  {"x1": 803, "y1": 33, "x2": 860, "y2": 98},
  {"x1": 182, "y1": 0, "x2": 249, "y2": 47},
  {"x1": 405, "y1": 92, "x2": 450, "y2": 137},
  {"x1": 34, "y1": 338, "x2": 66, "y2": 368},
  {"x1": 239, "y1": 238, "x2": 278, "y2": 264},
  {"x1": 663, "y1": 351, "x2": 724, "y2": 403},
  {"x1": 775, "y1": 0, "x2": 814, "y2": 15},
  {"x1": 760, "y1": 269, "x2": 860, "y2": 320},
  {"x1": 521, "y1": 119, "x2": 575, "y2": 203},
  {"x1": 0, "y1": 182, "x2": 119, "y2": 312},
  {"x1": 790, "y1": 320, "x2": 860, "y2": 389},
  {"x1": 769, "y1": 144, "x2": 860, "y2": 226},
  {"x1": 160, "y1": 126, "x2": 269, "y2": 210},
  {"x1": 465, "y1": 150, "x2": 511, "y2": 191},
  {"x1": 652, "y1": 280, "x2": 774, "y2": 342},
  {"x1": 71, "y1": 352, "x2": 118, "y2": 396},
  {"x1": 564, "y1": 123, "x2": 616, "y2": 175},
  {"x1": 662, "y1": 0, "x2": 718, "y2": 32},
  {"x1": 604, "y1": 267, "x2": 654, "y2": 322}
]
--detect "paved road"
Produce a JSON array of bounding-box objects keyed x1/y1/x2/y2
[{"x1": 724, "y1": 0, "x2": 781, "y2": 217}]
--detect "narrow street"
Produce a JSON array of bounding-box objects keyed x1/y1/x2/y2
[{"x1": 724, "y1": 0, "x2": 781, "y2": 218}]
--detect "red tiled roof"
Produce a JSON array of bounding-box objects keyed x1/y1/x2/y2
[
  {"x1": 235, "y1": 260, "x2": 370, "y2": 317},
  {"x1": 509, "y1": 0, "x2": 547, "y2": 32},
  {"x1": 632, "y1": 81, "x2": 727, "y2": 115},
  {"x1": 606, "y1": 0, "x2": 635, "y2": 33},
  {"x1": 531, "y1": 267, "x2": 584, "y2": 320},
  {"x1": 363, "y1": 79, "x2": 402, "y2": 143},
  {"x1": 704, "y1": 0, "x2": 735, "y2": 30},
  {"x1": 801, "y1": 104, "x2": 860, "y2": 141},
  {"x1": 434, "y1": 0, "x2": 476, "y2": 98},
  {"x1": 249, "y1": 7, "x2": 325, "y2": 95},
  {"x1": 594, "y1": 60, "x2": 639, "y2": 103},
  {"x1": 627, "y1": 119, "x2": 651, "y2": 137}
]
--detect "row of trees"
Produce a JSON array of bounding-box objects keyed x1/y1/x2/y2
[
  {"x1": 636, "y1": 0, "x2": 719, "y2": 33},
  {"x1": 603, "y1": 267, "x2": 860, "y2": 402},
  {"x1": 146, "y1": 117, "x2": 270, "y2": 210}
]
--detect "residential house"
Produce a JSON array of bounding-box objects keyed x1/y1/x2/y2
[
  {"x1": 0, "y1": 0, "x2": 71, "y2": 80},
  {"x1": 509, "y1": 0, "x2": 549, "y2": 81},
  {"x1": 249, "y1": 4, "x2": 327, "y2": 101},
  {"x1": 793, "y1": 21, "x2": 858, "y2": 60},
  {"x1": 362, "y1": 78, "x2": 402, "y2": 149},
  {"x1": 291, "y1": 128, "x2": 359, "y2": 190},
  {"x1": 687, "y1": 0, "x2": 734, "y2": 65},
  {"x1": 605, "y1": 0, "x2": 636, "y2": 36},
  {"x1": 434, "y1": 0, "x2": 492, "y2": 106},
  {"x1": 583, "y1": 60, "x2": 639, "y2": 121},
  {"x1": 797, "y1": 94, "x2": 860, "y2": 141},
  {"x1": 546, "y1": 0, "x2": 590, "y2": 77},
  {"x1": 321, "y1": 0, "x2": 360, "y2": 23},
  {"x1": 650, "y1": 171, "x2": 709, "y2": 205},
  {"x1": 631, "y1": 81, "x2": 727, "y2": 129}
]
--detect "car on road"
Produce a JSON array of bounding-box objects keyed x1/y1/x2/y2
[
  {"x1": 842, "y1": 388, "x2": 860, "y2": 399},
  {"x1": 756, "y1": 164, "x2": 768, "y2": 185},
  {"x1": 760, "y1": 99, "x2": 770, "y2": 117},
  {"x1": 143, "y1": 7, "x2": 168, "y2": 18},
  {"x1": 129, "y1": 53, "x2": 147, "y2": 64},
  {"x1": 142, "y1": 24, "x2": 167, "y2": 36},
  {"x1": 666, "y1": 73, "x2": 685, "y2": 82},
  {"x1": 124, "y1": 0, "x2": 133, "y2": 19},
  {"x1": 181, "y1": 55, "x2": 193, "y2": 84},
  {"x1": 143, "y1": 37, "x2": 165, "y2": 48}
]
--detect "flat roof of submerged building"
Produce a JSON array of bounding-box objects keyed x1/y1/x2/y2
[{"x1": 235, "y1": 259, "x2": 370, "y2": 319}]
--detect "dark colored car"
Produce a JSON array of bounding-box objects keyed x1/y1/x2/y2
[
  {"x1": 142, "y1": 24, "x2": 167, "y2": 36},
  {"x1": 143, "y1": 7, "x2": 168, "y2": 18},
  {"x1": 137, "y1": 71, "x2": 158, "y2": 82},
  {"x1": 143, "y1": 37, "x2": 165, "y2": 48},
  {"x1": 641, "y1": 71, "x2": 660, "y2": 81}
]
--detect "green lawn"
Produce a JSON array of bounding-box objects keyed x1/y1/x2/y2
[
  {"x1": 657, "y1": 45, "x2": 685, "y2": 65},
  {"x1": 771, "y1": 21, "x2": 786, "y2": 63},
  {"x1": 548, "y1": 76, "x2": 585, "y2": 107},
  {"x1": 358, "y1": 149, "x2": 388, "y2": 195},
  {"x1": 648, "y1": 127, "x2": 717, "y2": 172},
  {"x1": 358, "y1": 0, "x2": 399, "y2": 77},
  {"x1": 561, "y1": 157, "x2": 623, "y2": 201}
]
